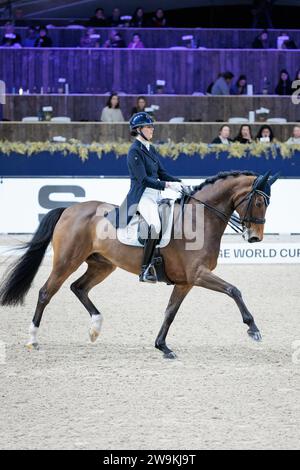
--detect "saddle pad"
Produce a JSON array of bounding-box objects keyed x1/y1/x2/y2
[{"x1": 117, "y1": 200, "x2": 175, "y2": 248}]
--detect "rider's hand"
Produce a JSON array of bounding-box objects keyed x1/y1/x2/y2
[{"x1": 165, "y1": 182, "x2": 183, "y2": 192}]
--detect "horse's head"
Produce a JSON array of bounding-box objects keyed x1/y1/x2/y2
[{"x1": 233, "y1": 171, "x2": 280, "y2": 243}]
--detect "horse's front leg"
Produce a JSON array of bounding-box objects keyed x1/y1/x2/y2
[
  {"x1": 155, "y1": 284, "x2": 192, "y2": 359},
  {"x1": 195, "y1": 268, "x2": 262, "y2": 341}
]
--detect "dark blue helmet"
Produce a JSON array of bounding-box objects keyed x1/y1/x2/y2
[{"x1": 129, "y1": 112, "x2": 154, "y2": 131}]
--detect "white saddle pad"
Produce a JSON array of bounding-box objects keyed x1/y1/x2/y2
[{"x1": 117, "y1": 200, "x2": 175, "y2": 248}]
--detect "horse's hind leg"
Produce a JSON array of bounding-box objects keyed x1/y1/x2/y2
[
  {"x1": 27, "y1": 257, "x2": 86, "y2": 350},
  {"x1": 70, "y1": 254, "x2": 116, "y2": 343}
]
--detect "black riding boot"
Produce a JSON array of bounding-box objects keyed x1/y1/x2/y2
[{"x1": 139, "y1": 226, "x2": 159, "y2": 283}]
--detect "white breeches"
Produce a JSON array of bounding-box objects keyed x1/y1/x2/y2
[{"x1": 138, "y1": 188, "x2": 162, "y2": 235}]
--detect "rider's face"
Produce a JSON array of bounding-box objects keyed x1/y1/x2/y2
[{"x1": 141, "y1": 125, "x2": 154, "y2": 140}]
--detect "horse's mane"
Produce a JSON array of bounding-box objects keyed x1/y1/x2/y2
[{"x1": 190, "y1": 170, "x2": 258, "y2": 194}]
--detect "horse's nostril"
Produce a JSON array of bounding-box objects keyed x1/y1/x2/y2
[{"x1": 248, "y1": 236, "x2": 260, "y2": 243}]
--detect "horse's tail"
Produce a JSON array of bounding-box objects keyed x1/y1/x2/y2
[{"x1": 0, "y1": 207, "x2": 66, "y2": 307}]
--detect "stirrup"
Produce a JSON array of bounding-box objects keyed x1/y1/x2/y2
[{"x1": 139, "y1": 264, "x2": 157, "y2": 283}]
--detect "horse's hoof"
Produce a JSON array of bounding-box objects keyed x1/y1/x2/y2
[
  {"x1": 247, "y1": 329, "x2": 262, "y2": 342},
  {"x1": 89, "y1": 327, "x2": 100, "y2": 343},
  {"x1": 26, "y1": 342, "x2": 40, "y2": 351},
  {"x1": 163, "y1": 351, "x2": 177, "y2": 360}
]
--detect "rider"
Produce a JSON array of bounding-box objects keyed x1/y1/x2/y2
[{"x1": 120, "y1": 112, "x2": 183, "y2": 283}]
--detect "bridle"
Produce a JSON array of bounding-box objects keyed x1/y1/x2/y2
[{"x1": 182, "y1": 179, "x2": 270, "y2": 235}]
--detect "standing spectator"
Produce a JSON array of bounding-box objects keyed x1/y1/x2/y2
[
  {"x1": 252, "y1": 29, "x2": 270, "y2": 49},
  {"x1": 128, "y1": 33, "x2": 144, "y2": 49},
  {"x1": 151, "y1": 9, "x2": 167, "y2": 27},
  {"x1": 88, "y1": 8, "x2": 107, "y2": 27},
  {"x1": 100, "y1": 93, "x2": 125, "y2": 122},
  {"x1": 256, "y1": 125, "x2": 275, "y2": 142},
  {"x1": 23, "y1": 26, "x2": 38, "y2": 47},
  {"x1": 80, "y1": 28, "x2": 100, "y2": 48},
  {"x1": 104, "y1": 30, "x2": 126, "y2": 48},
  {"x1": 108, "y1": 8, "x2": 122, "y2": 27},
  {"x1": 251, "y1": 1, "x2": 275, "y2": 29},
  {"x1": 211, "y1": 125, "x2": 232, "y2": 144},
  {"x1": 285, "y1": 126, "x2": 300, "y2": 144},
  {"x1": 231, "y1": 75, "x2": 247, "y2": 95},
  {"x1": 275, "y1": 69, "x2": 292, "y2": 95},
  {"x1": 211, "y1": 72, "x2": 234, "y2": 96},
  {"x1": 131, "y1": 7, "x2": 146, "y2": 27},
  {"x1": 34, "y1": 27, "x2": 52, "y2": 47},
  {"x1": 131, "y1": 96, "x2": 147, "y2": 117},
  {"x1": 234, "y1": 125, "x2": 253, "y2": 144}
]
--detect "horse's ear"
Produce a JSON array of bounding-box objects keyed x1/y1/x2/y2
[
  {"x1": 255, "y1": 171, "x2": 271, "y2": 190},
  {"x1": 268, "y1": 172, "x2": 281, "y2": 186}
]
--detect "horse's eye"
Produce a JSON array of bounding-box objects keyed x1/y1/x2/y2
[{"x1": 256, "y1": 201, "x2": 263, "y2": 208}]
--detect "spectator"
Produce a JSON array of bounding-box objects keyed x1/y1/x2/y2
[
  {"x1": 234, "y1": 125, "x2": 253, "y2": 144},
  {"x1": 231, "y1": 75, "x2": 247, "y2": 95},
  {"x1": 252, "y1": 29, "x2": 270, "y2": 49},
  {"x1": 108, "y1": 8, "x2": 122, "y2": 27},
  {"x1": 206, "y1": 73, "x2": 221, "y2": 94},
  {"x1": 211, "y1": 71, "x2": 234, "y2": 95},
  {"x1": 1, "y1": 22, "x2": 21, "y2": 47},
  {"x1": 251, "y1": 1, "x2": 275, "y2": 29},
  {"x1": 275, "y1": 69, "x2": 292, "y2": 95},
  {"x1": 128, "y1": 33, "x2": 145, "y2": 49},
  {"x1": 23, "y1": 26, "x2": 38, "y2": 47},
  {"x1": 285, "y1": 125, "x2": 300, "y2": 144},
  {"x1": 101, "y1": 93, "x2": 125, "y2": 122},
  {"x1": 211, "y1": 125, "x2": 232, "y2": 144},
  {"x1": 80, "y1": 28, "x2": 100, "y2": 48},
  {"x1": 151, "y1": 8, "x2": 167, "y2": 27},
  {"x1": 281, "y1": 36, "x2": 298, "y2": 49},
  {"x1": 131, "y1": 96, "x2": 147, "y2": 117},
  {"x1": 104, "y1": 30, "x2": 126, "y2": 48},
  {"x1": 256, "y1": 125, "x2": 275, "y2": 142},
  {"x1": 34, "y1": 27, "x2": 52, "y2": 47},
  {"x1": 14, "y1": 8, "x2": 28, "y2": 27},
  {"x1": 88, "y1": 8, "x2": 107, "y2": 27},
  {"x1": 131, "y1": 7, "x2": 146, "y2": 27}
]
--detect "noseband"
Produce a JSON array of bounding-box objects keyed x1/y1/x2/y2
[{"x1": 182, "y1": 179, "x2": 270, "y2": 234}]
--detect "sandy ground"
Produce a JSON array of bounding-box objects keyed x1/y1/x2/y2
[{"x1": 0, "y1": 239, "x2": 300, "y2": 450}]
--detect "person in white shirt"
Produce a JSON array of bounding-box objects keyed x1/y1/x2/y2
[
  {"x1": 286, "y1": 125, "x2": 300, "y2": 144},
  {"x1": 100, "y1": 93, "x2": 125, "y2": 122}
]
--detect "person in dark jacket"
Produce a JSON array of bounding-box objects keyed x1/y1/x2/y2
[
  {"x1": 234, "y1": 125, "x2": 253, "y2": 144},
  {"x1": 211, "y1": 125, "x2": 233, "y2": 144},
  {"x1": 252, "y1": 29, "x2": 270, "y2": 49},
  {"x1": 34, "y1": 26, "x2": 52, "y2": 47},
  {"x1": 275, "y1": 69, "x2": 292, "y2": 95},
  {"x1": 116, "y1": 112, "x2": 182, "y2": 283}
]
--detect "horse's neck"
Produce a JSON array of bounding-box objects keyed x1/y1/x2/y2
[{"x1": 195, "y1": 180, "x2": 234, "y2": 216}]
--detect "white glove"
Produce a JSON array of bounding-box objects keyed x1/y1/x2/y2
[{"x1": 166, "y1": 182, "x2": 183, "y2": 193}]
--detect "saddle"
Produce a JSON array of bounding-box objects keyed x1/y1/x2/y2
[{"x1": 117, "y1": 198, "x2": 176, "y2": 285}]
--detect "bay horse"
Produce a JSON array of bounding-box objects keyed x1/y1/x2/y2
[{"x1": 0, "y1": 170, "x2": 279, "y2": 358}]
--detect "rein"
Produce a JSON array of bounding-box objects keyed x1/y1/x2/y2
[{"x1": 181, "y1": 185, "x2": 270, "y2": 234}]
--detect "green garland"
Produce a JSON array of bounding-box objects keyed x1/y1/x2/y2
[{"x1": 0, "y1": 139, "x2": 300, "y2": 161}]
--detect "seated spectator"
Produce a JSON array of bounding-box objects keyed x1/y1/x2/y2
[
  {"x1": 211, "y1": 72, "x2": 234, "y2": 96},
  {"x1": 151, "y1": 8, "x2": 167, "y2": 27},
  {"x1": 131, "y1": 96, "x2": 147, "y2": 117},
  {"x1": 13, "y1": 8, "x2": 28, "y2": 27},
  {"x1": 23, "y1": 26, "x2": 38, "y2": 47},
  {"x1": 104, "y1": 30, "x2": 126, "y2": 48},
  {"x1": 80, "y1": 28, "x2": 100, "y2": 48},
  {"x1": 131, "y1": 7, "x2": 146, "y2": 27},
  {"x1": 88, "y1": 8, "x2": 107, "y2": 27},
  {"x1": 275, "y1": 69, "x2": 292, "y2": 95},
  {"x1": 108, "y1": 8, "x2": 122, "y2": 27},
  {"x1": 128, "y1": 33, "x2": 144, "y2": 49},
  {"x1": 207, "y1": 73, "x2": 221, "y2": 94},
  {"x1": 281, "y1": 36, "x2": 298, "y2": 49},
  {"x1": 231, "y1": 75, "x2": 247, "y2": 95},
  {"x1": 234, "y1": 125, "x2": 253, "y2": 144},
  {"x1": 1, "y1": 22, "x2": 21, "y2": 47},
  {"x1": 211, "y1": 125, "x2": 233, "y2": 144},
  {"x1": 252, "y1": 29, "x2": 270, "y2": 49},
  {"x1": 256, "y1": 125, "x2": 275, "y2": 142},
  {"x1": 101, "y1": 93, "x2": 125, "y2": 122},
  {"x1": 34, "y1": 27, "x2": 52, "y2": 47},
  {"x1": 285, "y1": 125, "x2": 300, "y2": 144}
]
